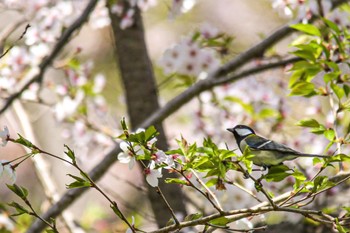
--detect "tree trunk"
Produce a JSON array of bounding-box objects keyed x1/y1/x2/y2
[{"x1": 108, "y1": 3, "x2": 187, "y2": 227}]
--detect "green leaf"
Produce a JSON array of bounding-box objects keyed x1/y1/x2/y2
[
  {"x1": 334, "y1": 217, "x2": 349, "y2": 233},
  {"x1": 290, "y1": 24, "x2": 321, "y2": 37},
  {"x1": 323, "y1": 72, "x2": 339, "y2": 83},
  {"x1": 323, "y1": 18, "x2": 341, "y2": 34},
  {"x1": 64, "y1": 145, "x2": 76, "y2": 163},
  {"x1": 205, "y1": 178, "x2": 218, "y2": 187},
  {"x1": 292, "y1": 169, "x2": 307, "y2": 181},
  {"x1": 120, "y1": 117, "x2": 128, "y2": 131},
  {"x1": 15, "y1": 134, "x2": 34, "y2": 148},
  {"x1": 184, "y1": 213, "x2": 203, "y2": 221},
  {"x1": 8, "y1": 202, "x2": 29, "y2": 216},
  {"x1": 310, "y1": 125, "x2": 326, "y2": 134},
  {"x1": 145, "y1": 125, "x2": 158, "y2": 142},
  {"x1": 263, "y1": 165, "x2": 292, "y2": 182},
  {"x1": 289, "y1": 82, "x2": 316, "y2": 96},
  {"x1": 6, "y1": 184, "x2": 28, "y2": 199},
  {"x1": 324, "y1": 129, "x2": 335, "y2": 141},
  {"x1": 165, "y1": 178, "x2": 188, "y2": 185},
  {"x1": 344, "y1": 85, "x2": 350, "y2": 97},
  {"x1": 296, "y1": 118, "x2": 320, "y2": 128},
  {"x1": 66, "y1": 174, "x2": 91, "y2": 189},
  {"x1": 331, "y1": 82, "x2": 345, "y2": 100},
  {"x1": 110, "y1": 202, "x2": 123, "y2": 219},
  {"x1": 209, "y1": 216, "x2": 229, "y2": 226}
]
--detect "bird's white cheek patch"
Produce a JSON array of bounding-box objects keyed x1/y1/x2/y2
[{"x1": 235, "y1": 128, "x2": 252, "y2": 136}]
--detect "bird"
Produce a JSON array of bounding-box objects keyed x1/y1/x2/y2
[{"x1": 227, "y1": 125, "x2": 328, "y2": 168}]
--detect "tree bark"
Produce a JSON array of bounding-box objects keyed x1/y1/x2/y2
[{"x1": 108, "y1": 3, "x2": 187, "y2": 227}]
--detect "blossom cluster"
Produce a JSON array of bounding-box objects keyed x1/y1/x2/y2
[
  {"x1": 271, "y1": 0, "x2": 350, "y2": 27},
  {"x1": 118, "y1": 128, "x2": 181, "y2": 187},
  {"x1": 158, "y1": 24, "x2": 223, "y2": 77}
]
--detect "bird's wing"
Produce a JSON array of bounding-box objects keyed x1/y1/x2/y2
[{"x1": 245, "y1": 135, "x2": 299, "y2": 154}]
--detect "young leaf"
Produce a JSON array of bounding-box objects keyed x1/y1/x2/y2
[
  {"x1": 324, "y1": 129, "x2": 335, "y2": 141},
  {"x1": 145, "y1": 125, "x2": 158, "y2": 142},
  {"x1": 323, "y1": 18, "x2": 341, "y2": 34},
  {"x1": 290, "y1": 24, "x2": 321, "y2": 37},
  {"x1": 110, "y1": 202, "x2": 123, "y2": 219},
  {"x1": 15, "y1": 134, "x2": 34, "y2": 148},
  {"x1": 6, "y1": 184, "x2": 28, "y2": 199},
  {"x1": 331, "y1": 83, "x2": 345, "y2": 100},
  {"x1": 184, "y1": 213, "x2": 203, "y2": 221},
  {"x1": 8, "y1": 202, "x2": 29, "y2": 216},
  {"x1": 209, "y1": 216, "x2": 229, "y2": 226},
  {"x1": 66, "y1": 174, "x2": 90, "y2": 189},
  {"x1": 64, "y1": 145, "x2": 76, "y2": 163},
  {"x1": 120, "y1": 117, "x2": 128, "y2": 131},
  {"x1": 289, "y1": 82, "x2": 316, "y2": 96},
  {"x1": 263, "y1": 165, "x2": 292, "y2": 182},
  {"x1": 296, "y1": 118, "x2": 320, "y2": 128},
  {"x1": 165, "y1": 178, "x2": 188, "y2": 185}
]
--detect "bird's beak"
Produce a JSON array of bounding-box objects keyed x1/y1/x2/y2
[{"x1": 226, "y1": 128, "x2": 234, "y2": 133}]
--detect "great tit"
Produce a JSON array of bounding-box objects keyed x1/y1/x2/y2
[{"x1": 227, "y1": 125, "x2": 328, "y2": 168}]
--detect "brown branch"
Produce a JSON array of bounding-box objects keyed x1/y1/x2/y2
[{"x1": 0, "y1": 0, "x2": 99, "y2": 115}]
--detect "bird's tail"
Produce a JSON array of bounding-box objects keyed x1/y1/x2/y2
[{"x1": 298, "y1": 153, "x2": 329, "y2": 158}]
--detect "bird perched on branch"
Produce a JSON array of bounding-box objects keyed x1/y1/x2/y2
[{"x1": 227, "y1": 125, "x2": 328, "y2": 168}]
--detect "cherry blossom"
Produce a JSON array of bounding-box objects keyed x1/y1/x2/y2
[
  {"x1": 152, "y1": 150, "x2": 167, "y2": 165},
  {"x1": 117, "y1": 141, "x2": 144, "y2": 170},
  {"x1": 145, "y1": 161, "x2": 162, "y2": 187},
  {"x1": 54, "y1": 90, "x2": 85, "y2": 121},
  {"x1": 0, "y1": 126, "x2": 9, "y2": 147},
  {"x1": 159, "y1": 38, "x2": 220, "y2": 76},
  {"x1": 89, "y1": 0, "x2": 111, "y2": 29},
  {"x1": 0, "y1": 160, "x2": 16, "y2": 184}
]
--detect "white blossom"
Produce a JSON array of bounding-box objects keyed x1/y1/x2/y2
[
  {"x1": 145, "y1": 161, "x2": 162, "y2": 187},
  {"x1": 0, "y1": 126, "x2": 9, "y2": 147},
  {"x1": 0, "y1": 160, "x2": 16, "y2": 184},
  {"x1": 117, "y1": 141, "x2": 144, "y2": 170}
]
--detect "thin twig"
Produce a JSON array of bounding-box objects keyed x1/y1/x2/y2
[
  {"x1": 190, "y1": 168, "x2": 223, "y2": 211},
  {"x1": 176, "y1": 168, "x2": 223, "y2": 213},
  {"x1": 225, "y1": 180, "x2": 263, "y2": 203},
  {"x1": 279, "y1": 166, "x2": 325, "y2": 207},
  {"x1": 156, "y1": 187, "x2": 180, "y2": 225}
]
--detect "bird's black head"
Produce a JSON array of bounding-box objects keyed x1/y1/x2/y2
[{"x1": 227, "y1": 125, "x2": 255, "y2": 144}]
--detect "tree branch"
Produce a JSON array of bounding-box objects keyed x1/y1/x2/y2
[{"x1": 0, "y1": 0, "x2": 99, "y2": 115}]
